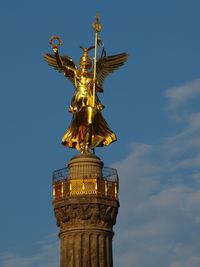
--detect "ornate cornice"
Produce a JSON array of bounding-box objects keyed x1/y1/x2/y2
[{"x1": 54, "y1": 202, "x2": 118, "y2": 230}]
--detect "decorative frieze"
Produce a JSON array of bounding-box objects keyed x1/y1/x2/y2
[{"x1": 55, "y1": 202, "x2": 118, "y2": 230}]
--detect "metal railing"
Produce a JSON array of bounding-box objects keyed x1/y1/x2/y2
[
  {"x1": 52, "y1": 166, "x2": 118, "y2": 201},
  {"x1": 53, "y1": 166, "x2": 118, "y2": 183}
]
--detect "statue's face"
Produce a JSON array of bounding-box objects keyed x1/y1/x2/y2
[
  {"x1": 80, "y1": 61, "x2": 87, "y2": 70},
  {"x1": 80, "y1": 56, "x2": 92, "y2": 70}
]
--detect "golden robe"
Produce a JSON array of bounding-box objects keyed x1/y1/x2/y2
[{"x1": 61, "y1": 72, "x2": 116, "y2": 150}]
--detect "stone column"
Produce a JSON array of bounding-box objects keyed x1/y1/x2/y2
[{"x1": 53, "y1": 154, "x2": 119, "y2": 267}]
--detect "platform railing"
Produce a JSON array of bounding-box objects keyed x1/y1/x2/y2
[{"x1": 52, "y1": 166, "x2": 118, "y2": 201}]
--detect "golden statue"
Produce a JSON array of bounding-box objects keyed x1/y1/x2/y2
[{"x1": 44, "y1": 14, "x2": 128, "y2": 154}]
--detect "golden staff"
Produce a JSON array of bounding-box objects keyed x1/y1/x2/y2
[{"x1": 92, "y1": 12, "x2": 102, "y2": 107}]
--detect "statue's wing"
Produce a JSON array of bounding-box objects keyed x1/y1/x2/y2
[
  {"x1": 96, "y1": 53, "x2": 128, "y2": 88},
  {"x1": 43, "y1": 53, "x2": 76, "y2": 86}
]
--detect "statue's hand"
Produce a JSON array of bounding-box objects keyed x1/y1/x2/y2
[{"x1": 52, "y1": 47, "x2": 58, "y2": 53}]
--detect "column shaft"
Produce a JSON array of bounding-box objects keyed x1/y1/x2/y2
[{"x1": 60, "y1": 231, "x2": 113, "y2": 267}]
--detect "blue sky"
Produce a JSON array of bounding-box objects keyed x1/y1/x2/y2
[{"x1": 1, "y1": 1, "x2": 200, "y2": 266}]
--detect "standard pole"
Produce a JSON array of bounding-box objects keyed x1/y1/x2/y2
[{"x1": 92, "y1": 13, "x2": 102, "y2": 107}]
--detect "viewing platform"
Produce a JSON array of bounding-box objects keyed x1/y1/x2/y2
[{"x1": 52, "y1": 165, "x2": 119, "y2": 201}]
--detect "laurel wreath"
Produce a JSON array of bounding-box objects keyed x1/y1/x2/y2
[{"x1": 49, "y1": 35, "x2": 62, "y2": 49}]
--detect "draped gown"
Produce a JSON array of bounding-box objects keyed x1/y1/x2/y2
[{"x1": 61, "y1": 71, "x2": 116, "y2": 150}]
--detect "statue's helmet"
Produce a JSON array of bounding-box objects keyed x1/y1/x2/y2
[{"x1": 80, "y1": 46, "x2": 94, "y2": 69}]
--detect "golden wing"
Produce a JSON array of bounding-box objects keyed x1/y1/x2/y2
[
  {"x1": 43, "y1": 53, "x2": 76, "y2": 86},
  {"x1": 96, "y1": 53, "x2": 128, "y2": 89}
]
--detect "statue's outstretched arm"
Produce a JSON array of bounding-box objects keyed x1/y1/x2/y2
[
  {"x1": 53, "y1": 49, "x2": 76, "y2": 76},
  {"x1": 53, "y1": 48, "x2": 67, "y2": 72},
  {"x1": 44, "y1": 36, "x2": 78, "y2": 87}
]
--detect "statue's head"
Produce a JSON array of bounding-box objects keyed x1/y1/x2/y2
[{"x1": 80, "y1": 46, "x2": 94, "y2": 70}]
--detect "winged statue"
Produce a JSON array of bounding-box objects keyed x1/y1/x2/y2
[{"x1": 44, "y1": 16, "x2": 128, "y2": 154}]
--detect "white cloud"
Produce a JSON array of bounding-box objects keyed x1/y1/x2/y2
[
  {"x1": 164, "y1": 79, "x2": 200, "y2": 120},
  {"x1": 0, "y1": 235, "x2": 59, "y2": 267},
  {"x1": 112, "y1": 79, "x2": 200, "y2": 267},
  {"x1": 165, "y1": 79, "x2": 200, "y2": 107},
  {"x1": 113, "y1": 142, "x2": 200, "y2": 267}
]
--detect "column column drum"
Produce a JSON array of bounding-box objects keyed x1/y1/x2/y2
[{"x1": 53, "y1": 154, "x2": 119, "y2": 267}]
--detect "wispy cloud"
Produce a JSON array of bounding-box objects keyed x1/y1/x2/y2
[
  {"x1": 113, "y1": 142, "x2": 200, "y2": 267},
  {"x1": 0, "y1": 235, "x2": 59, "y2": 267},
  {"x1": 164, "y1": 79, "x2": 200, "y2": 120},
  {"x1": 112, "y1": 79, "x2": 200, "y2": 267}
]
